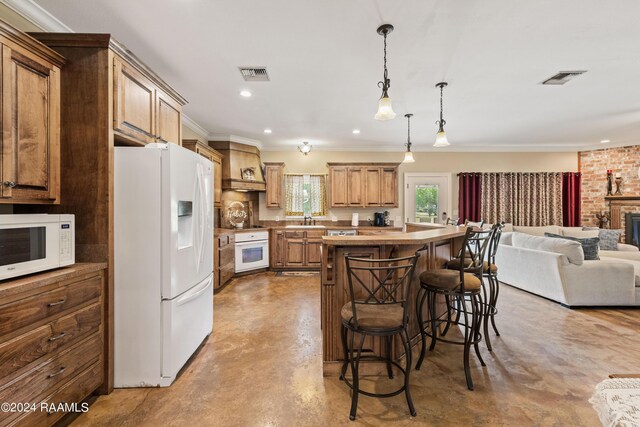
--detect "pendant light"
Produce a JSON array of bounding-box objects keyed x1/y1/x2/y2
[
  {"x1": 402, "y1": 113, "x2": 415, "y2": 163},
  {"x1": 374, "y1": 24, "x2": 396, "y2": 120},
  {"x1": 433, "y1": 82, "x2": 450, "y2": 147},
  {"x1": 298, "y1": 141, "x2": 312, "y2": 156}
]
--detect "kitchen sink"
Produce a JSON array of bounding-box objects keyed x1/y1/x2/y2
[{"x1": 284, "y1": 225, "x2": 326, "y2": 228}]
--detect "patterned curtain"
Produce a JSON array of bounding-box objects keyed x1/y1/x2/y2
[
  {"x1": 309, "y1": 175, "x2": 327, "y2": 217},
  {"x1": 285, "y1": 174, "x2": 305, "y2": 216},
  {"x1": 481, "y1": 172, "x2": 563, "y2": 226}
]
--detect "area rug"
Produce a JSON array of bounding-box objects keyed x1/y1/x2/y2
[
  {"x1": 590, "y1": 377, "x2": 640, "y2": 426},
  {"x1": 276, "y1": 271, "x2": 320, "y2": 277}
]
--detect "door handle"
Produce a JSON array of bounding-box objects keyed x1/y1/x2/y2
[
  {"x1": 47, "y1": 366, "x2": 66, "y2": 378},
  {"x1": 47, "y1": 299, "x2": 66, "y2": 307},
  {"x1": 48, "y1": 332, "x2": 66, "y2": 341}
]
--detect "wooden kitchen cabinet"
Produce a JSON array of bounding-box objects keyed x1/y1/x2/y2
[
  {"x1": 0, "y1": 264, "x2": 105, "y2": 427},
  {"x1": 156, "y1": 88, "x2": 182, "y2": 145},
  {"x1": 327, "y1": 163, "x2": 399, "y2": 208},
  {"x1": 272, "y1": 228, "x2": 325, "y2": 270},
  {"x1": 182, "y1": 139, "x2": 224, "y2": 208},
  {"x1": 0, "y1": 31, "x2": 64, "y2": 204},
  {"x1": 113, "y1": 57, "x2": 156, "y2": 144},
  {"x1": 264, "y1": 162, "x2": 284, "y2": 208},
  {"x1": 113, "y1": 56, "x2": 186, "y2": 146},
  {"x1": 216, "y1": 231, "x2": 235, "y2": 290}
]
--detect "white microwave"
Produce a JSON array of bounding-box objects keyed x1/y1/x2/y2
[{"x1": 0, "y1": 214, "x2": 75, "y2": 281}]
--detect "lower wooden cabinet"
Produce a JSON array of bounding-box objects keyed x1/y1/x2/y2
[
  {"x1": 272, "y1": 229, "x2": 324, "y2": 270},
  {"x1": 0, "y1": 264, "x2": 106, "y2": 427},
  {"x1": 216, "y1": 231, "x2": 235, "y2": 289}
]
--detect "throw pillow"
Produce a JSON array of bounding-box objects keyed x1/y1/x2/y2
[
  {"x1": 544, "y1": 232, "x2": 600, "y2": 260},
  {"x1": 598, "y1": 229, "x2": 622, "y2": 251},
  {"x1": 512, "y1": 232, "x2": 584, "y2": 265}
]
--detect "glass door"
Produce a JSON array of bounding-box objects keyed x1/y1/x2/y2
[{"x1": 404, "y1": 174, "x2": 452, "y2": 225}]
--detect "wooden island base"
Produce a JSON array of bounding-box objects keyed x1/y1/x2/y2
[{"x1": 320, "y1": 224, "x2": 466, "y2": 376}]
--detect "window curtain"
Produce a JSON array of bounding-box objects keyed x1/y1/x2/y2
[
  {"x1": 309, "y1": 175, "x2": 327, "y2": 217},
  {"x1": 458, "y1": 173, "x2": 482, "y2": 223},
  {"x1": 562, "y1": 172, "x2": 581, "y2": 227},
  {"x1": 285, "y1": 174, "x2": 305, "y2": 216},
  {"x1": 481, "y1": 172, "x2": 563, "y2": 226}
]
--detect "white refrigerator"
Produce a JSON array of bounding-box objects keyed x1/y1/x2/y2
[{"x1": 114, "y1": 143, "x2": 214, "y2": 387}]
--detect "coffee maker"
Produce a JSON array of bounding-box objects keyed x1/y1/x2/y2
[{"x1": 374, "y1": 212, "x2": 386, "y2": 227}]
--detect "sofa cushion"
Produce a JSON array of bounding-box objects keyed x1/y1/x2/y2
[
  {"x1": 512, "y1": 232, "x2": 585, "y2": 265},
  {"x1": 563, "y1": 228, "x2": 600, "y2": 239},
  {"x1": 502, "y1": 223, "x2": 514, "y2": 232},
  {"x1": 513, "y1": 225, "x2": 563, "y2": 237},
  {"x1": 545, "y1": 233, "x2": 600, "y2": 261},
  {"x1": 618, "y1": 243, "x2": 640, "y2": 252},
  {"x1": 500, "y1": 231, "x2": 514, "y2": 246}
]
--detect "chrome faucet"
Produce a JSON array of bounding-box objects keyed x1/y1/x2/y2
[{"x1": 303, "y1": 215, "x2": 312, "y2": 225}]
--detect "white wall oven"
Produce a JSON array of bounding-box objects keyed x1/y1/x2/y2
[
  {"x1": 235, "y1": 231, "x2": 269, "y2": 273},
  {"x1": 0, "y1": 214, "x2": 75, "y2": 281}
]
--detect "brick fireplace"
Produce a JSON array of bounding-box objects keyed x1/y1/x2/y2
[{"x1": 606, "y1": 195, "x2": 640, "y2": 243}]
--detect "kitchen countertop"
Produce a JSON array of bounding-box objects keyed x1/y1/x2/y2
[
  {"x1": 269, "y1": 225, "x2": 403, "y2": 231},
  {"x1": 322, "y1": 225, "x2": 467, "y2": 246}
]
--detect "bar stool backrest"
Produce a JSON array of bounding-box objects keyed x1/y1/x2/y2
[
  {"x1": 456, "y1": 226, "x2": 493, "y2": 292},
  {"x1": 446, "y1": 218, "x2": 459, "y2": 226},
  {"x1": 344, "y1": 255, "x2": 419, "y2": 330},
  {"x1": 464, "y1": 219, "x2": 485, "y2": 228},
  {"x1": 486, "y1": 223, "x2": 504, "y2": 271}
]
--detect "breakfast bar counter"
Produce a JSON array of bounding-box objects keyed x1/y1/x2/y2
[{"x1": 320, "y1": 225, "x2": 466, "y2": 375}]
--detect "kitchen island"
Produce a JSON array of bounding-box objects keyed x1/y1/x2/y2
[{"x1": 320, "y1": 224, "x2": 467, "y2": 375}]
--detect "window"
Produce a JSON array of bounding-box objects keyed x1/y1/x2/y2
[{"x1": 285, "y1": 174, "x2": 327, "y2": 217}]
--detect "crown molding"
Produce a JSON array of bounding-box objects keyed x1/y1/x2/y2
[
  {"x1": 209, "y1": 134, "x2": 263, "y2": 150},
  {"x1": 1, "y1": 0, "x2": 72, "y2": 32},
  {"x1": 182, "y1": 114, "x2": 210, "y2": 140},
  {"x1": 260, "y1": 144, "x2": 584, "y2": 153}
]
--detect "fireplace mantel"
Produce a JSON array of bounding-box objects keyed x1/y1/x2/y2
[{"x1": 606, "y1": 196, "x2": 640, "y2": 229}]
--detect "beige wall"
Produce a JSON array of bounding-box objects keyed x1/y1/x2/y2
[{"x1": 259, "y1": 150, "x2": 578, "y2": 224}]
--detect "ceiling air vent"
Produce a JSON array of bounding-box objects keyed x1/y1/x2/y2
[
  {"x1": 542, "y1": 70, "x2": 587, "y2": 85},
  {"x1": 239, "y1": 67, "x2": 270, "y2": 81}
]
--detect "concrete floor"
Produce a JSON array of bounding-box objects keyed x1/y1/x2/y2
[{"x1": 74, "y1": 272, "x2": 640, "y2": 426}]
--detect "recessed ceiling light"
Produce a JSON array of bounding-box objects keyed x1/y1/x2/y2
[
  {"x1": 352, "y1": 129, "x2": 360, "y2": 134},
  {"x1": 264, "y1": 129, "x2": 272, "y2": 134},
  {"x1": 240, "y1": 90, "x2": 252, "y2": 97},
  {"x1": 600, "y1": 139, "x2": 611, "y2": 144}
]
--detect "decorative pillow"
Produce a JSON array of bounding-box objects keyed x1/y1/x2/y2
[
  {"x1": 512, "y1": 232, "x2": 584, "y2": 265},
  {"x1": 598, "y1": 229, "x2": 622, "y2": 251},
  {"x1": 544, "y1": 233, "x2": 600, "y2": 261}
]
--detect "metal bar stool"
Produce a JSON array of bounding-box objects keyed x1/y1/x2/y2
[
  {"x1": 484, "y1": 223, "x2": 504, "y2": 339},
  {"x1": 444, "y1": 224, "x2": 501, "y2": 351},
  {"x1": 415, "y1": 227, "x2": 492, "y2": 390},
  {"x1": 340, "y1": 254, "x2": 419, "y2": 421}
]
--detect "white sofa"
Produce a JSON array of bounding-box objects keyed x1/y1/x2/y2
[{"x1": 496, "y1": 225, "x2": 640, "y2": 307}]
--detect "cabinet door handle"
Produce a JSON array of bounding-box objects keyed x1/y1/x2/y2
[
  {"x1": 47, "y1": 299, "x2": 66, "y2": 307},
  {"x1": 47, "y1": 366, "x2": 66, "y2": 378},
  {"x1": 48, "y1": 332, "x2": 66, "y2": 341},
  {"x1": 3, "y1": 181, "x2": 15, "y2": 188}
]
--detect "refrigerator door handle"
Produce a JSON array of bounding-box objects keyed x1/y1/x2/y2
[
  {"x1": 175, "y1": 275, "x2": 212, "y2": 307},
  {"x1": 196, "y1": 163, "x2": 207, "y2": 269}
]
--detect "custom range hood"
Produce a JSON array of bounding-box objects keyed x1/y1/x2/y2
[{"x1": 209, "y1": 136, "x2": 266, "y2": 191}]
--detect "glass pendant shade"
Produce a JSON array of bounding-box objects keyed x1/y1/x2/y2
[
  {"x1": 402, "y1": 150, "x2": 415, "y2": 163},
  {"x1": 375, "y1": 96, "x2": 396, "y2": 120},
  {"x1": 298, "y1": 141, "x2": 312, "y2": 155},
  {"x1": 434, "y1": 130, "x2": 450, "y2": 147}
]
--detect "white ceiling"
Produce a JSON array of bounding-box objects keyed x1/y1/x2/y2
[{"x1": 27, "y1": 0, "x2": 640, "y2": 151}]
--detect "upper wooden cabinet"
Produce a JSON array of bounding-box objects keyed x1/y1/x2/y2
[
  {"x1": 264, "y1": 162, "x2": 284, "y2": 208},
  {"x1": 112, "y1": 50, "x2": 186, "y2": 146},
  {"x1": 0, "y1": 31, "x2": 64, "y2": 204},
  {"x1": 327, "y1": 163, "x2": 399, "y2": 208},
  {"x1": 182, "y1": 139, "x2": 223, "y2": 208}
]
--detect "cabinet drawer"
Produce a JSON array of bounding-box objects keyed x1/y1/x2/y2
[
  {"x1": 13, "y1": 360, "x2": 102, "y2": 427},
  {"x1": 228, "y1": 234, "x2": 235, "y2": 245},
  {"x1": 305, "y1": 230, "x2": 325, "y2": 239},
  {"x1": 0, "y1": 303, "x2": 101, "y2": 380},
  {"x1": 0, "y1": 275, "x2": 101, "y2": 341},
  {"x1": 219, "y1": 245, "x2": 234, "y2": 267},
  {"x1": 218, "y1": 233, "x2": 235, "y2": 248},
  {"x1": 219, "y1": 266, "x2": 234, "y2": 286},
  {"x1": 0, "y1": 333, "x2": 101, "y2": 425},
  {"x1": 284, "y1": 231, "x2": 305, "y2": 239}
]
